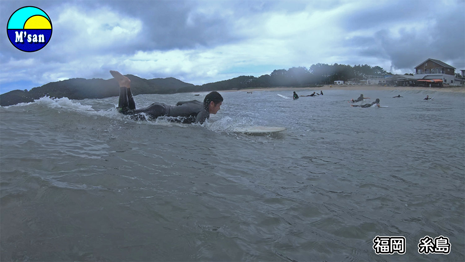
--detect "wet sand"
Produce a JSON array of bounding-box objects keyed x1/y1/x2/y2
[{"x1": 232, "y1": 85, "x2": 465, "y2": 93}]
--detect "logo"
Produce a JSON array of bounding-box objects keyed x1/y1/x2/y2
[{"x1": 7, "y1": 6, "x2": 52, "y2": 52}]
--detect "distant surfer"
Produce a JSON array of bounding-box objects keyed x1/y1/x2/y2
[
  {"x1": 293, "y1": 91, "x2": 299, "y2": 100},
  {"x1": 309, "y1": 92, "x2": 316, "y2": 97},
  {"x1": 111, "y1": 70, "x2": 222, "y2": 124},
  {"x1": 351, "y1": 98, "x2": 380, "y2": 108},
  {"x1": 424, "y1": 95, "x2": 432, "y2": 100},
  {"x1": 351, "y1": 94, "x2": 364, "y2": 103},
  {"x1": 320, "y1": 91, "x2": 323, "y2": 95},
  {"x1": 393, "y1": 95, "x2": 402, "y2": 98}
]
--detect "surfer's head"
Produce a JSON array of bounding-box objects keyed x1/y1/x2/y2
[
  {"x1": 204, "y1": 91, "x2": 223, "y2": 114},
  {"x1": 374, "y1": 98, "x2": 380, "y2": 103}
]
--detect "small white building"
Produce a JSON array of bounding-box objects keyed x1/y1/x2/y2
[
  {"x1": 366, "y1": 75, "x2": 387, "y2": 85},
  {"x1": 367, "y1": 78, "x2": 386, "y2": 85},
  {"x1": 334, "y1": 80, "x2": 344, "y2": 85}
]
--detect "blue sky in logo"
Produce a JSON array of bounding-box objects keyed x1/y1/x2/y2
[
  {"x1": 0, "y1": 0, "x2": 464, "y2": 94},
  {"x1": 7, "y1": 6, "x2": 50, "y2": 29}
]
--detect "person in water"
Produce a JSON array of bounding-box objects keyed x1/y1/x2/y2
[
  {"x1": 309, "y1": 92, "x2": 317, "y2": 97},
  {"x1": 351, "y1": 94, "x2": 364, "y2": 103},
  {"x1": 111, "y1": 70, "x2": 222, "y2": 124},
  {"x1": 424, "y1": 95, "x2": 432, "y2": 100},
  {"x1": 293, "y1": 91, "x2": 299, "y2": 100},
  {"x1": 351, "y1": 98, "x2": 380, "y2": 108},
  {"x1": 393, "y1": 95, "x2": 402, "y2": 98},
  {"x1": 320, "y1": 90, "x2": 323, "y2": 95}
]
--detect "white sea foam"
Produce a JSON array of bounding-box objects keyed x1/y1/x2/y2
[{"x1": 31, "y1": 173, "x2": 106, "y2": 191}]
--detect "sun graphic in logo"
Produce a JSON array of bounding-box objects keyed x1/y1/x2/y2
[
  {"x1": 24, "y1": 15, "x2": 52, "y2": 29},
  {"x1": 7, "y1": 6, "x2": 53, "y2": 52}
]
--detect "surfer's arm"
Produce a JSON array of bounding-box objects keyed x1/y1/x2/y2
[{"x1": 195, "y1": 109, "x2": 209, "y2": 124}]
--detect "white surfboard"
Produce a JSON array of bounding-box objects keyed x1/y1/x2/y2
[
  {"x1": 277, "y1": 94, "x2": 291, "y2": 99},
  {"x1": 232, "y1": 126, "x2": 286, "y2": 135}
]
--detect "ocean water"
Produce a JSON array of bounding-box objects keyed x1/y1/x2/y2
[{"x1": 0, "y1": 89, "x2": 464, "y2": 261}]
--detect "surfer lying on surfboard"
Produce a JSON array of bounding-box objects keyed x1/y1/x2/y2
[
  {"x1": 424, "y1": 95, "x2": 432, "y2": 100},
  {"x1": 351, "y1": 98, "x2": 381, "y2": 108},
  {"x1": 351, "y1": 94, "x2": 370, "y2": 103},
  {"x1": 111, "y1": 70, "x2": 223, "y2": 124},
  {"x1": 301, "y1": 91, "x2": 323, "y2": 97}
]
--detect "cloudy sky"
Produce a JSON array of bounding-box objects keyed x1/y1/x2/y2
[{"x1": 1, "y1": 0, "x2": 464, "y2": 94}]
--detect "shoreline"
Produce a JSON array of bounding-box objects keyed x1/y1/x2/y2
[{"x1": 224, "y1": 85, "x2": 465, "y2": 93}]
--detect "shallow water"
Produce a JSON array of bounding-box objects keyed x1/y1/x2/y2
[{"x1": 1, "y1": 89, "x2": 464, "y2": 261}]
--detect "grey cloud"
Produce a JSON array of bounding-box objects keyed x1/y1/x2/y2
[
  {"x1": 344, "y1": 36, "x2": 389, "y2": 59},
  {"x1": 341, "y1": 0, "x2": 427, "y2": 31},
  {"x1": 1, "y1": 0, "x2": 242, "y2": 58},
  {"x1": 91, "y1": 0, "x2": 272, "y2": 51},
  {"x1": 342, "y1": 1, "x2": 465, "y2": 71},
  {"x1": 375, "y1": 29, "x2": 429, "y2": 70},
  {"x1": 381, "y1": 9, "x2": 465, "y2": 70},
  {"x1": 0, "y1": 0, "x2": 245, "y2": 81},
  {"x1": 1, "y1": 0, "x2": 348, "y2": 60},
  {"x1": 1, "y1": 0, "x2": 463, "y2": 94}
]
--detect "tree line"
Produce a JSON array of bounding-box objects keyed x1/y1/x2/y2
[
  {"x1": 0, "y1": 63, "x2": 389, "y2": 106},
  {"x1": 200, "y1": 63, "x2": 389, "y2": 91}
]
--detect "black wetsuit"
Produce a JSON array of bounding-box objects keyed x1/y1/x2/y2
[
  {"x1": 352, "y1": 95, "x2": 364, "y2": 102},
  {"x1": 293, "y1": 92, "x2": 299, "y2": 100},
  {"x1": 352, "y1": 99, "x2": 380, "y2": 108},
  {"x1": 117, "y1": 87, "x2": 209, "y2": 124}
]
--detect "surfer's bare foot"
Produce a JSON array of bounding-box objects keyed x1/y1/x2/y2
[{"x1": 110, "y1": 70, "x2": 131, "y2": 88}]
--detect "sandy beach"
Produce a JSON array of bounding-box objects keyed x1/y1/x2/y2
[{"x1": 232, "y1": 85, "x2": 465, "y2": 93}]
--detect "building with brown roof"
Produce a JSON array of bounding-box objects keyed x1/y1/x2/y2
[{"x1": 415, "y1": 58, "x2": 455, "y2": 75}]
